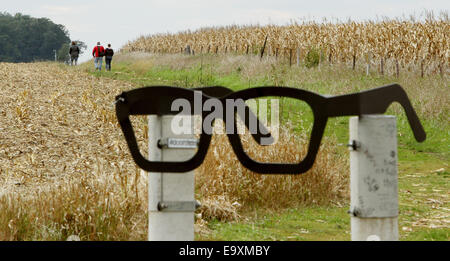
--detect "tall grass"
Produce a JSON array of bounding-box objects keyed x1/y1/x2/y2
[
  {"x1": 0, "y1": 169, "x2": 147, "y2": 240},
  {"x1": 196, "y1": 122, "x2": 348, "y2": 217}
]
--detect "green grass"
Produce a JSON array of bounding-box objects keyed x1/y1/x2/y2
[
  {"x1": 199, "y1": 207, "x2": 350, "y2": 241},
  {"x1": 83, "y1": 53, "x2": 448, "y2": 241}
]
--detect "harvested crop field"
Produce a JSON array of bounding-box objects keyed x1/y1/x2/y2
[
  {"x1": 0, "y1": 62, "x2": 147, "y2": 240},
  {"x1": 0, "y1": 62, "x2": 136, "y2": 193}
]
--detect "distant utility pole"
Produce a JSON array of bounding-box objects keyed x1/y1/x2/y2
[{"x1": 53, "y1": 50, "x2": 57, "y2": 62}]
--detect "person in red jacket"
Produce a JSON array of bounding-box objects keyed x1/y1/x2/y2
[{"x1": 92, "y1": 42, "x2": 105, "y2": 71}]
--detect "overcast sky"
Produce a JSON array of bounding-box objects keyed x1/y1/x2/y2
[{"x1": 2, "y1": 0, "x2": 449, "y2": 62}]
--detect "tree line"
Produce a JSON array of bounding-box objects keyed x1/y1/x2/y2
[{"x1": 0, "y1": 12, "x2": 85, "y2": 63}]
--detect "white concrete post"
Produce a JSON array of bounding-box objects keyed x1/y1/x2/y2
[
  {"x1": 147, "y1": 115, "x2": 196, "y2": 241},
  {"x1": 349, "y1": 115, "x2": 399, "y2": 241}
]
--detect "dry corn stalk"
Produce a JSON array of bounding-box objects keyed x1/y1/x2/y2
[{"x1": 122, "y1": 15, "x2": 449, "y2": 72}]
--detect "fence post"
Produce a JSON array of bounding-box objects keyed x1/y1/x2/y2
[
  {"x1": 297, "y1": 48, "x2": 300, "y2": 66},
  {"x1": 352, "y1": 54, "x2": 356, "y2": 70},
  {"x1": 366, "y1": 52, "x2": 371, "y2": 76},
  {"x1": 395, "y1": 59, "x2": 399, "y2": 78},
  {"x1": 147, "y1": 115, "x2": 196, "y2": 241},
  {"x1": 420, "y1": 60, "x2": 424, "y2": 78},
  {"x1": 289, "y1": 49, "x2": 292, "y2": 67},
  {"x1": 260, "y1": 35, "x2": 268, "y2": 60},
  {"x1": 184, "y1": 45, "x2": 191, "y2": 55},
  {"x1": 349, "y1": 115, "x2": 399, "y2": 241},
  {"x1": 319, "y1": 50, "x2": 323, "y2": 69}
]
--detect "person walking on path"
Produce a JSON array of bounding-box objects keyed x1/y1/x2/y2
[
  {"x1": 92, "y1": 42, "x2": 105, "y2": 71},
  {"x1": 104, "y1": 44, "x2": 114, "y2": 71},
  {"x1": 69, "y1": 41, "x2": 80, "y2": 66}
]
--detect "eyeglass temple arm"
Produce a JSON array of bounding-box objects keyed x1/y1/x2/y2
[
  {"x1": 194, "y1": 86, "x2": 274, "y2": 145},
  {"x1": 325, "y1": 83, "x2": 426, "y2": 142}
]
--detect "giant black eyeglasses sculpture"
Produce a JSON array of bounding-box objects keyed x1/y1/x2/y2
[{"x1": 115, "y1": 83, "x2": 426, "y2": 174}]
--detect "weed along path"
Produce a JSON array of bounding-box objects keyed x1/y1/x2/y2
[{"x1": 0, "y1": 57, "x2": 447, "y2": 240}]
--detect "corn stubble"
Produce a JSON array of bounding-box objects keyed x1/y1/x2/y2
[{"x1": 0, "y1": 62, "x2": 347, "y2": 240}]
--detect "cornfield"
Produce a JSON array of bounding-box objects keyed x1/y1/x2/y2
[{"x1": 122, "y1": 14, "x2": 449, "y2": 74}]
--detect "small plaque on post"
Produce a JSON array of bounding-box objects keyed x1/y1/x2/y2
[{"x1": 158, "y1": 138, "x2": 199, "y2": 149}]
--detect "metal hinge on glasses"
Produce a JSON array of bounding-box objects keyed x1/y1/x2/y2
[{"x1": 113, "y1": 96, "x2": 126, "y2": 109}]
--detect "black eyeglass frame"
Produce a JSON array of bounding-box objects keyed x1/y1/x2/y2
[
  {"x1": 115, "y1": 83, "x2": 426, "y2": 174},
  {"x1": 223, "y1": 83, "x2": 426, "y2": 174},
  {"x1": 115, "y1": 86, "x2": 273, "y2": 173}
]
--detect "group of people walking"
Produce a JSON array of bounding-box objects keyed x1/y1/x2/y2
[
  {"x1": 92, "y1": 42, "x2": 114, "y2": 71},
  {"x1": 68, "y1": 41, "x2": 114, "y2": 71}
]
